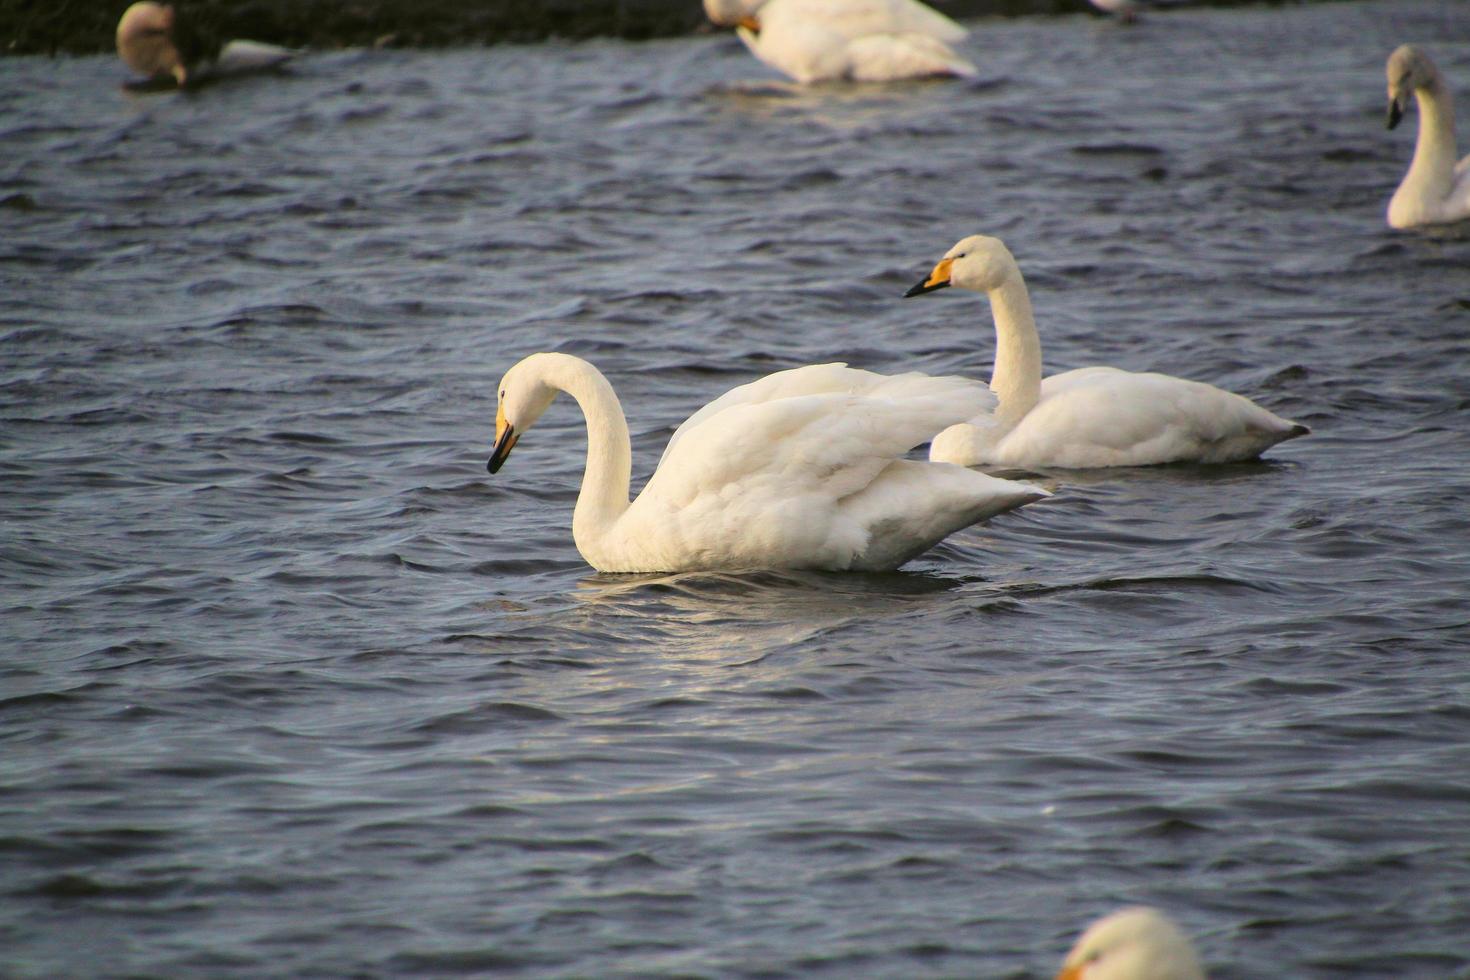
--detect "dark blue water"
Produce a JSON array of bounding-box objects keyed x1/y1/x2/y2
[{"x1": 3, "y1": 1, "x2": 1469, "y2": 975}]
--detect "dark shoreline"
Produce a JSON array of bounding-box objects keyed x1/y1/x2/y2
[{"x1": 7, "y1": 0, "x2": 1343, "y2": 58}]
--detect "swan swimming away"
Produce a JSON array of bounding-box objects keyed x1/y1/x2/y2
[
  {"x1": 1385, "y1": 45, "x2": 1470, "y2": 229},
  {"x1": 703, "y1": 0, "x2": 976, "y2": 84},
  {"x1": 486, "y1": 353, "x2": 1047, "y2": 573},
  {"x1": 1057, "y1": 907, "x2": 1207, "y2": 980},
  {"x1": 904, "y1": 235, "x2": 1308, "y2": 469},
  {"x1": 117, "y1": 1, "x2": 296, "y2": 88}
]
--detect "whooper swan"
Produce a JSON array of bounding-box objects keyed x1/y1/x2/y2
[
  {"x1": 1385, "y1": 45, "x2": 1470, "y2": 229},
  {"x1": 703, "y1": 0, "x2": 976, "y2": 84},
  {"x1": 486, "y1": 353, "x2": 1046, "y2": 573},
  {"x1": 904, "y1": 235, "x2": 1308, "y2": 469},
  {"x1": 1057, "y1": 906, "x2": 1207, "y2": 980}
]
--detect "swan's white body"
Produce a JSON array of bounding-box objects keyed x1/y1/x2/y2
[
  {"x1": 905, "y1": 235, "x2": 1308, "y2": 469},
  {"x1": 704, "y1": 0, "x2": 975, "y2": 84},
  {"x1": 117, "y1": 2, "x2": 295, "y2": 87},
  {"x1": 1057, "y1": 907, "x2": 1207, "y2": 980},
  {"x1": 1386, "y1": 45, "x2": 1470, "y2": 229},
  {"x1": 487, "y1": 353, "x2": 1046, "y2": 573}
]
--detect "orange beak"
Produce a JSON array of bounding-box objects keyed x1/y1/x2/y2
[{"x1": 904, "y1": 257, "x2": 953, "y2": 297}]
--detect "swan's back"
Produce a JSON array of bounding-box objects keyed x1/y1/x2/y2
[
  {"x1": 661, "y1": 363, "x2": 994, "y2": 464},
  {"x1": 764, "y1": 0, "x2": 968, "y2": 43},
  {"x1": 1017, "y1": 367, "x2": 1304, "y2": 467}
]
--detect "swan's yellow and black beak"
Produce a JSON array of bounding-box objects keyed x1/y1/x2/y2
[
  {"x1": 1386, "y1": 96, "x2": 1406, "y2": 130},
  {"x1": 487, "y1": 403, "x2": 519, "y2": 475},
  {"x1": 738, "y1": 14, "x2": 760, "y2": 30},
  {"x1": 904, "y1": 257, "x2": 953, "y2": 297}
]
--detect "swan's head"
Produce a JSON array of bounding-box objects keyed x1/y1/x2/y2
[
  {"x1": 704, "y1": 0, "x2": 763, "y2": 30},
  {"x1": 487, "y1": 354, "x2": 561, "y2": 475},
  {"x1": 117, "y1": 2, "x2": 187, "y2": 85},
  {"x1": 1386, "y1": 44, "x2": 1440, "y2": 130},
  {"x1": 1056, "y1": 907, "x2": 1206, "y2": 980},
  {"x1": 904, "y1": 235, "x2": 1020, "y2": 297}
]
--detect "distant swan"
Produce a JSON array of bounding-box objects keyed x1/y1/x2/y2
[
  {"x1": 904, "y1": 235, "x2": 1308, "y2": 468},
  {"x1": 703, "y1": 0, "x2": 975, "y2": 84},
  {"x1": 1087, "y1": 0, "x2": 1146, "y2": 23},
  {"x1": 1385, "y1": 45, "x2": 1470, "y2": 229},
  {"x1": 117, "y1": 1, "x2": 296, "y2": 88},
  {"x1": 486, "y1": 353, "x2": 1046, "y2": 573},
  {"x1": 1057, "y1": 907, "x2": 1207, "y2": 980}
]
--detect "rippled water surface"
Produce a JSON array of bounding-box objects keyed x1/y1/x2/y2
[{"x1": 4, "y1": 1, "x2": 1470, "y2": 976}]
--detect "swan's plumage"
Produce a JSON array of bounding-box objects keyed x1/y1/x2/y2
[
  {"x1": 489, "y1": 353, "x2": 1045, "y2": 573},
  {"x1": 117, "y1": 1, "x2": 295, "y2": 87},
  {"x1": 706, "y1": 0, "x2": 974, "y2": 83},
  {"x1": 1057, "y1": 907, "x2": 1207, "y2": 980},
  {"x1": 1385, "y1": 45, "x2": 1470, "y2": 229},
  {"x1": 906, "y1": 235, "x2": 1308, "y2": 469}
]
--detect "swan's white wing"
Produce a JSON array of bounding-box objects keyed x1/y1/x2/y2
[
  {"x1": 845, "y1": 33, "x2": 976, "y2": 81},
  {"x1": 660, "y1": 363, "x2": 995, "y2": 465},
  {"x1": 768, "y1": 0, "x2": 968, "y2": 42},
  {"x1": 654, "y1": 377, "x2": 994, "y2": 501}
]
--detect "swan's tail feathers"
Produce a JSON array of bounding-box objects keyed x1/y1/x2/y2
[
  {"x1": 845, "y1": 462, "x2": 1048, "y2": 570},
  {"x1": 846, "y1": 34, "x2": 976, "y2": 82}
]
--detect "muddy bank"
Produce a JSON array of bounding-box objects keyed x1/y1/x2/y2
[{"x1": 7, "y1": 0, "x2": 1334, "y2": 58}]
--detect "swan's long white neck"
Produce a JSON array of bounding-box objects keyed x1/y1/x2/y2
[
  {"x1": 539, "y1": 355, "x2": 632, "y2": 551},
  {"x1": 1407, "y1": 76, "x2": 1459, "y2": 200},
  {"x1": 985, "y1": 274, "x2": 1043, "y2": 428}
]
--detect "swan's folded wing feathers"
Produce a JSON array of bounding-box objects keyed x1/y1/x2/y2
[
  {"x1": 647, "y1": 379, "x2": 995, "y2": 508},
  {"x1": 660, "y1": 364, "x2": 993, "y2": 465}
]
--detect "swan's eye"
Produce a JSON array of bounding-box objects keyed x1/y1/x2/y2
[
  {"x1": 499, "y1": 389, "x2": 505, "y2": 400},
  {"x1": 955, "y1": 252, "x2": 967, "y2": 259}
]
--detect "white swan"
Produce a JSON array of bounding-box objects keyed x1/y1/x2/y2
[
  {"x1": 703, "y1": 0, "x2": 975, "y2": 84},
  {"x1": 1057, "y1": 907, "x2": 1207, "y2": 980},
  {"x1": 486, "y1": 353, "x2": 1047, "y2": 573},
  {"x1": 117, "y1": 2, "x2": 296, "y2": 88},
  {"x1": 904, "y1": 235, "x2": 1308, "y2": 469},
  {"x1": 1385, "y1": 45, "x2": 1470, "y2": 229}
]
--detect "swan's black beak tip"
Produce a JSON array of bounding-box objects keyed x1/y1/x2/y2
[
  {"x1": 904, "y1": 279, "x2": 948, "y2": 298},
  {"x1": 487, "y1": 425, "x2": 517, "y2": 475},
  {"x1": 1386, "y1": 101, "x2": 1404, "y2": 130}
]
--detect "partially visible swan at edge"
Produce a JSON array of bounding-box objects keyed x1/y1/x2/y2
[
  {"x1": 117, "y1": 1, "x2": 296, "y2": 88},
  {"x1": 1385, "y1": 44, "x2": 1470, "y2": 229},
  {"x1": 486, "y1": 353, "x2": 1047, "y2": 573},
  {"x1": 1056, "y1": 907, "x2": 1207, "y2": 980},
  {"x1": 904, "y1": 235, "x2": 1308, "y2": 469},
  {"x1": 703, "y1": 0, "x2": 976, "y2": 84}
]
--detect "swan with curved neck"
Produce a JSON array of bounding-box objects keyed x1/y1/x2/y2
[
  {"x1": 904, "y1": 235, "x2": 1308, "y2": 469},
  {"x1": 486, "y1": 352, "x2": 1046, "y2": 573},
  {"x1": 703, "y1": 0, "x2": 974, "y2": 84},
  {"x1": 117, "y1": 1, "x2": 295, "y2": 88},
  {"x1": 1057, "y1": 907, "x2": 1207, "y2": 980},
  {"x1": 1385, "y1": 45, "x2": 1470, "y2": 229}
]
